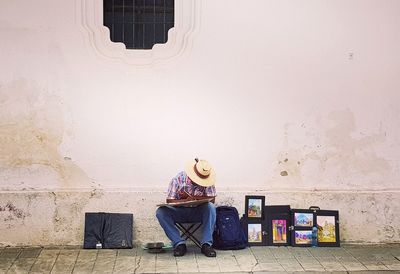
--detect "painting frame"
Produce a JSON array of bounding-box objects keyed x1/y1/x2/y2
[
  {"x1": 264, "y1": 205, "x2": 291, "y2": 246},
  {"x1": 245, "y1": 195, "x2": 265, "y2": 220},
  {"x1": 291, "y1": 209, "x2": 315, "y2": 228},
  {"x1": 293, "y1": 229, "x2": 313, "y2": 247},
  {"x1": 243, "y1": 219, "x2": 267, "y2": 246},
  {"x1": 290, "y1": 209, "x2": 315, "y2": 247},
  {"x1": 315, "y1": 210, "x2": 340, "y2": 247}
]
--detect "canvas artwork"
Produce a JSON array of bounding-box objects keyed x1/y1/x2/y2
[
  {"x1": 295, "y1": 230, "x2": 312, "y2": 244},
  {"x1": 248, "y1": 199, "x2": 262, "y2": 218},
  {"x1": 294, "y1": 212, "x2": 314, "y2": 227},
  {"x1": 272, "y1": 220, "x2": 287, "y2": 244},
  {"x1": 317, "y1": 215, "x2": 336, "y2": 242},
  {"x1": 248, "y1": 224, "x2": 262, "y2": 243}
]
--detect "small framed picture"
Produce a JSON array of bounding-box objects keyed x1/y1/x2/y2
[
  {"x1": 292, "y1": 209, "x2": 314, "y2": 228},
  {"x1": 316, "y1": 210, "x2": 340, "y2": 247},
  {"x1": 272, "y1": 219, "x2": 288, "y2": 244},
  {"x1": 245, "y1": 195, "x2": 265, "y2": 219},
  {"x1": 264, "y1": 205, "x2": 291, "y2": 246},
  {"x1": 294, "y1": 230, "x2": 313, "y2": 245},
  {"x1": 244, "y1": 220, "x2": 267, "y2": 246}
]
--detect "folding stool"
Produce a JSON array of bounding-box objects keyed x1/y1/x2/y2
[{"x1": 175, "y1": 222, "x2": 202, "y2": 248}]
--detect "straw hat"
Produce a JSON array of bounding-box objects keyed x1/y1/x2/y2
[{"x1": 185, "y1": 158, "x2": 216, "y2": 187}]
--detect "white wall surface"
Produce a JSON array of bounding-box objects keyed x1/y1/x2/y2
[{"x1": 1, "y1": 0, "x2": 400, "y2": 244}]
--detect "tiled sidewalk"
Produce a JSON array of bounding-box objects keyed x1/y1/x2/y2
[{"x1": 1, "y1": 245, "x2": 400, "y2": 273}]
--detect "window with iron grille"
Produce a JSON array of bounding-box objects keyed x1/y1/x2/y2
[{"x1": 104, "y1": 0, "x2": 174, "y2": 50}]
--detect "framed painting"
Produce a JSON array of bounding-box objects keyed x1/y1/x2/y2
[
  {"x1": 294, "y1": 230, "x2": 313, "y2": 246},
  {"x1": 245, "y1": 195, "x2": 265, "y2": 220},
  {"x1": 292, "y1": 209, "x2": 314, "y2": 228},
  {"x1": 316, "y1": 210, "x2": 340, "y2": 247},
  {"x1": 264, "y1": 205, "x2": 291, "y2": 246},
  {"x1": 243, "y1": 220, "x2": 267, "y2": 246}
]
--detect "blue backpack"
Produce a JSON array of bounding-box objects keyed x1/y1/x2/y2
[{"x1": 212, "y1": 206, "x2": 247, "y2": 250}]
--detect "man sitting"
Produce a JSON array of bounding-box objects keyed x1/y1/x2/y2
[{"x1": 156, "y1": 158, "x2": 217, "y2": 257}]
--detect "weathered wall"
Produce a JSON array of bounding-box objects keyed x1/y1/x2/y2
[
  {"x1": 1, "y1": 0, "x2": 400, "y2": 245},
  {"x1": 1, "y1": 190, "x2": 399, "y2": 246}
]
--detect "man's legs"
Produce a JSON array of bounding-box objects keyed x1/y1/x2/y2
[
  {"x1": 155, "y1": 206, "x2": 186, "y2": 248},
  {"x1": 155, "y1": 202, "x2": 216, "y2": 247},
  {"x1": 192, "y1": 202, "x2": 216, "y2": 246}
]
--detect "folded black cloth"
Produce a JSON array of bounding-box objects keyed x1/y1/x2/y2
[{"x1": 84, "y1": 212, "x2": 133, "y2": 249}]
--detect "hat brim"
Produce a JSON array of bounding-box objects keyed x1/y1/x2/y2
[{"x1": 185, "y1": 160, "x2": 216, "y2": 187}]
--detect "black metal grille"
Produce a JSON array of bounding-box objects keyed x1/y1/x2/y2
[{"x1": 104, "y1": 0, "x2": 174, "y2": 50}]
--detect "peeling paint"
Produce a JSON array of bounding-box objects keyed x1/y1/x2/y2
[
  {"x1": 323, "y1": 109, "x2": 390, "y2": 176},
  {"x1": 0, "y1": 202, "x2": 31, "y2": 229},
  {"x1": 383, "y1": 226, "x2": 395, "y2": 239},
  {"x1": 272, "y1": 109, "x2": 392, "y2": 189},
  {"x1": 0, "y1": 79, "x2": 92, "y2": 189}
]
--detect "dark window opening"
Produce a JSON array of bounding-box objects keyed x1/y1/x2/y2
[{"x1": 104, "y1": 0, "x2": 174, "y2": 50}]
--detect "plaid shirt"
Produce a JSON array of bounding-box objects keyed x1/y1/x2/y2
[{"x1": 166, "y1": 171, "x2": 216, "y2": 200}]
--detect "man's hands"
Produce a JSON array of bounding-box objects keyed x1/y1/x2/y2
[
  {"x1": 166, "y1": 189, "x2": 216, "y2": 204},
  {"x1": 179, "y1": 190, "x2": 196, "y2": 200}
]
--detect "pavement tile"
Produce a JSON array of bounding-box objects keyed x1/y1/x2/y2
[
  {"x1": 6, "y1": 258, "x2": 36, "y2": 274},
  {"x1": 97, "y1": 249, "x2": 117, "y2": 258},
  {"x1": 91, "y1": 255, "x2": 117, "y2": 273},
  {"x1": 300, "y1": 262, "x2": 326, "y2": 272},
  {"x1": 235, "y1": 256, "x2": 258, "y2": 271},
  {"x1": 134, "y1": 254, "x2": 156, "y2": 273},
  {"x1": 256, "y1": 257, "x2": 278, "y2": 263},
  {"x1": 252, "y1": 262, "x2": 285, "y2": 272},
  {"x1": 72, "y1": 261, "x2": 96, "y2": 274},
  {"x1": 72, "y1": 250, "x2": 97, "y2": 274},
  {"x1": 117, "y1": 248, "x2": 137, "y2": 257},
  {"x1": 30, "y1": 258, "x2": 57, "y2": 274},
  {"x1": 18, "y1": 248, "x2": 42, "y2": 258},
  {"x1": 362, "y1": 262, "x2": 389, "y2": 271},
  {"x1": 176, "y1": 252, "x2": 199, "y2": 272},
  {"x1": 196, "y1": 253, "x2": 220, "y2": 273},
  {"x1": 0, "y1": 258, "x2": 15, "y2": 273},
  {"x1": 342, "y1": 262, "x2": 369, "y2": 271},
  {"x1": 76, "y1": 249, "x2": 98, "y2": 259},
  {"x1": 156, "y1": 252, "x2": 177, "y2": 273},
  {"x1": 215, "y1": 250, "x2": 234, "y2": 259},
  {"x1": 37, "y1": 249, "x2": 60, "y2": 259},
  {"x1": 272, "y1": 248, "x2": 294, "y2": 259},
  {"x1": 217, "y1": 256, "x2": 241, "y2": 272},
  {"x1": 51, "y1": 250, "x2": 79, "y2": 274},
  {"x1": 279, "y1": 262, "x2": 304, "y2": 272},
  {"x1": 0, "y1": 248, "x2": 21, "y2": 259},
  {"x1": 386, "y1": 263, "x2": 400, "y2": 270},
  {"x1": 338, "y1": 257, "x2": 360, "y2": 263}
]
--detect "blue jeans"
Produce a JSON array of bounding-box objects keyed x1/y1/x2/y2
[{"x1": 156, "y1": 202, "x2": 216, "y2": 247}]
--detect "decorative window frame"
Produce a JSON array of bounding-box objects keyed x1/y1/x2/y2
[{"x1": 75, "y1": 0, "x2": 200, "y2": 68}]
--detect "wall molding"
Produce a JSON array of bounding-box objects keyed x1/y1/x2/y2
[{"x1": 75, "y1": 0, "x2": 200, "y2": 68}]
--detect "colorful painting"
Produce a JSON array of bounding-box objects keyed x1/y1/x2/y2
[
  {"x1": 294, "y1": 212, "x2": 313, "y2": 227},
  {"x1": 248, "y1": 199, "x2": 262, "y2": 218},
  {"x1": 295, "y1": 230, "x2": 312, "y2": 244},
  {"x1": 248, "y1": 224, "x2": 262, "y2": 243},
  {"x1": 317, "y1": 216, "x2": 336, "y2": 243},
  {"x1": 272, "y1": 219, "x2": 287, "y2": 244}
]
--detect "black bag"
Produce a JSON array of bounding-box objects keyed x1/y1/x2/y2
[
  {"x1": 84, "y1": 212, "x2": 133, "y2": 249},
  {"x1": 212, "y1": 206, "x2": 247, "y2": 250}
]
